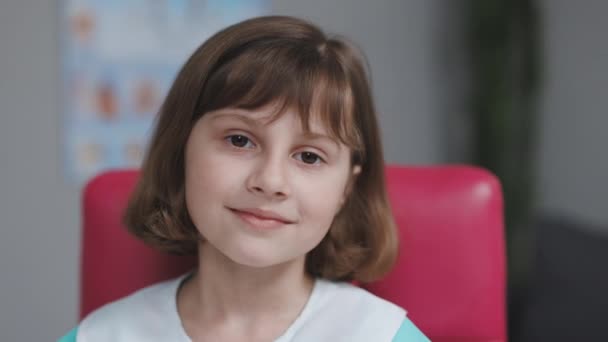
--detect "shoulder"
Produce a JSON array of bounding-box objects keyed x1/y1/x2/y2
[
  {"x1": 74, "y1": 274, "x2": 188, "y2": 342},
  {"x1": 317, "y1": 280, "x2": 406, "y2": 319},
  {"x1": 57, "y1": 327, "x2": 77, "y2": 342},
  {"x1": 392, "y1": 318, "x2": 430, "y2": 342},
  {"x1": 312, "y1": 280, "x2": 430, "y2": 341},
  {"x1": 291, "y1": 280, "x2": 407, "y2": 342}
]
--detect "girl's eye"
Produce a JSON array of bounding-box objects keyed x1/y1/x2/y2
[
  {"x1": 226, "y1": 135, "x2": 255, "y2": 148},
  {"x1": 294, "y1": 151, "x2": 324, "y2": 165}
]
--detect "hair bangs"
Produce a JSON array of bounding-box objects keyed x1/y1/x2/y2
[
  {"x1": 196, "y1": 39, "x2": 364, "y2": 161},
  {"x1": 302, "y1": 61, "x2": 364, "y2": 161}
]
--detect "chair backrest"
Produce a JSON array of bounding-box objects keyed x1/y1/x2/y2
[{"x1": 80, "y1": 165, "x2": 506, "y2": 341}]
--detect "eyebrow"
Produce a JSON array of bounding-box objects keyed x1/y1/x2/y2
[
  {"x1": 208, "y1": 110, "x2": 341, "y2": 149},
  {"x1": 207, "y1": 110, "x2": 264, "y2": 127},
  {"x1": 300, "y1": 132, "x2": 340, "y2": 150}
]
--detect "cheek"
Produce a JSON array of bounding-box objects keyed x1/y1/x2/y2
[
  {"x1": 296, "y1": 171, "x2": 349, "y2": 234},
  {"x1": 187, "y1": 155, "x2": 237, "y2": 192},
  {"x1": 186, "y1": 132, "x2": 252, "y2": 193},
  {"x1": 184, "y1": 146, "x2": 244, "y2": 228}
]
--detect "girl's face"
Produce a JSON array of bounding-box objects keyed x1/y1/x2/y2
[{"x1": 184, "y1": 103, "x2": 355, "y2": 268}]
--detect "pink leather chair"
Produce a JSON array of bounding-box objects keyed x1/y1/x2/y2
[{"x1": 80, "y1": 165, "x2": 506, "y2": 341}]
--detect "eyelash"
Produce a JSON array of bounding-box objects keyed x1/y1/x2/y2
[
  {"x1": 225, "y1": 134, "x2": 256, "y2": 149},
  {"x1": 224, "y1": 134, "x2": 326, "y2": 165}
]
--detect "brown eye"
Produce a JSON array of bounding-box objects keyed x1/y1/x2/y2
[
  {"x1": 227, "y1": 135, "x2": 253, "y2": 148},
  {"x1": 295, "y1": 151, "x2": 323, "y2": 165}
]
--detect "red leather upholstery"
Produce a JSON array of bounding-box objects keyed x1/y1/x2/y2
[
  {"x1": 80, "y1": 171, "x2": 197, "y2": 319},
  {"x1": 80, "y1": 165, "x2": 506, "y2": 341},
  {"x1": 367, "y1": 166, "x2": 506, "y2": 341}
]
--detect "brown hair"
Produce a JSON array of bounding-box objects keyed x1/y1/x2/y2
[{"x1": 124, "y1": 16, "x2": 398, "y2": 283}]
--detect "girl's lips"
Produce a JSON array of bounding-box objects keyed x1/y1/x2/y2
[{"x1": 230, "y1": 208, "x2": 292, "y2": 230}]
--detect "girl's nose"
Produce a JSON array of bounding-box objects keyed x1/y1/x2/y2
[{"x1": 246, "y1": 154, "x2": 291, "y2": 200}]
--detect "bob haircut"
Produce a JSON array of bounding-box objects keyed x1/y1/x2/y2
[{"x1": 124, "y1": 16, "x2": 398, "y2": 283}]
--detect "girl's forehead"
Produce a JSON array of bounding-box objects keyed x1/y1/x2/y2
[{"x1": 209, "y1": 104, "x2": 335, "y2": 136}]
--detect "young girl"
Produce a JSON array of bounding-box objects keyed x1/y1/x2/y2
[{"x1": 60, "y1": 16, "x2": 429, "y2": 342}]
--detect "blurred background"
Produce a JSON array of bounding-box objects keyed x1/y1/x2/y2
[{"x1": 0, "y1": 0, "x2": 606, "y2": 340}]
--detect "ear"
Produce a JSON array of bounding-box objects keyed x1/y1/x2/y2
[{"x1": 339, "y1": 165, "x2": 362, "y2": 207}]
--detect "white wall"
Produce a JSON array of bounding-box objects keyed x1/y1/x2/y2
[
  {"x1": 0, "y1": 0, "x2": 441, "y2": 340},
  {"x1": 537, "y1": 0, "x2": 608, "y2": 230},
  {"x1": 0, "y1": 1, "x2": 81, "y2": 341}
]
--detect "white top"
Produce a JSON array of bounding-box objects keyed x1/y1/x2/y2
[{"x1": 76, "y1": 272, "x2": 408, "y2": 341}]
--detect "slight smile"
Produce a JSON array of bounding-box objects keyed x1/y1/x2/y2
[{"x1": 228, "y1": 207, "x2": 295, "y2": 230}]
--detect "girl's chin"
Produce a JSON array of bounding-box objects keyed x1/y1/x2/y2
[
  {"x1": 228, "y1": 253, "x2": 292, "y2": 269},
  {"x1": 223, "y1": 247, "x2": 303, "y2": 270},
  {"x1": 199, "y1": 237, "x2": 307, "y2": 270}
]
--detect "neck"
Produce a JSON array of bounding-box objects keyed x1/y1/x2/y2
[{"x1": 179, "y1": 241, "x2": 314, "y2": 325}]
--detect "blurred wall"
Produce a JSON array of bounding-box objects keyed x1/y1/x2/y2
[
  {"x1": 537, "y1": 0, "x2": 608, "y2": 230},
  {"x1": 0, "y1": 0, "x2": 441, "y2": 340},
  {"x1": 0, "y1": 1, "x2": 82, "y2": 341}
]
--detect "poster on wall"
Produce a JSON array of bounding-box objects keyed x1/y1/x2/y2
[{"x1": 61, "y1": 0, "x2": 268, "y2": 183}]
